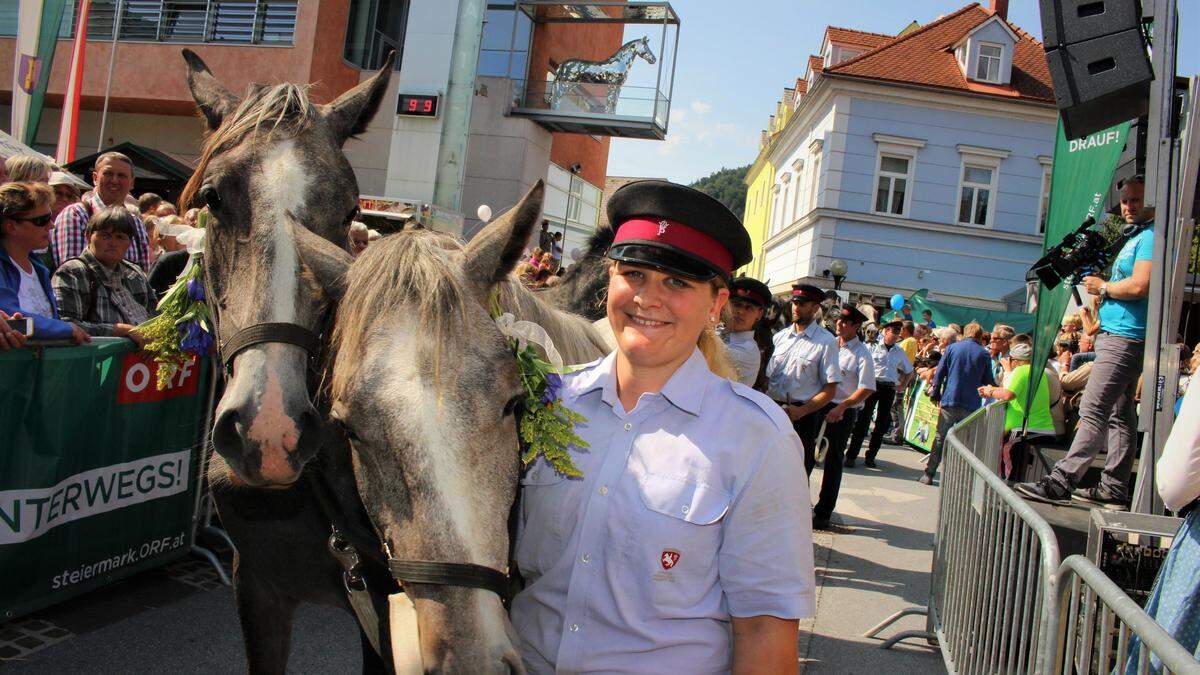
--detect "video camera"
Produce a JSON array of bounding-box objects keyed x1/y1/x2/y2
[{"x1": 1028, "y1": 217, "x2": 1145, "y2": 305}]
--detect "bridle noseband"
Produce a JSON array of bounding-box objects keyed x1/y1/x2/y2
[
  {"x1": 387, "y1": 554, "x2": 513, "y2": 602},
  {"x1": 219, "y1": 321, "x2": 324, "y2": 373}
]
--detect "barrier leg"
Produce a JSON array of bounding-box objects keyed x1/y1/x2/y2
[
  {"x1": 191, "y1": 543, "x2": 232, "y2": 586},
  {"x1": 864, "y1": 607, "x2": 938, "y2": 649},
  {"x1": 202, "y1": 524, "x2": 236, "y2": 553}
]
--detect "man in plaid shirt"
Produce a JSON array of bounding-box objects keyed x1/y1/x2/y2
[{"x1": 51, "y1": 152, "x2": 149, "y2": 272}]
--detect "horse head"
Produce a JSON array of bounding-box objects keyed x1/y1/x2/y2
[
  {"x1": 182, "y1": 49, "x2": 393, "y2": 486},
  {"x1": 633, "y1": 36, "x2": 657, "y2": 65},
  {"x1": 329, "y1": 183, "x2": 606, "y2": 672}
]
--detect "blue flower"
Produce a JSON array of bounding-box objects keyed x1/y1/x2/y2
[
  {"x1": 541, "y1": 372, "x2": 563, "y2": 404},
  {"x1": 187, "y1": 277, "x2": 206, "y2": 302},
  {"x1": 179, "y1": 320, "x2": 214, "y2": 355}
]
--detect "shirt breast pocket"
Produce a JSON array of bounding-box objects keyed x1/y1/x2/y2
[
  {"x1": 623, "y1": 472, "x2": 731, "y2": 614},
  {"x1": 516, "y1": 468, "x2": 576, "y2": 577},
  {"x1": 788, "y1": 343, "x2": 821, "y2": 376}
]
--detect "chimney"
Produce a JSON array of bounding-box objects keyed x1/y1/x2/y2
[{"x1": 989, "y1": 0, "x2": 1009, "y2": 19}]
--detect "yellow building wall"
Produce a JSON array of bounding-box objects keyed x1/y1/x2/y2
[{"x1": 741, "y1": 157, "x2": 775, "y2": 279}]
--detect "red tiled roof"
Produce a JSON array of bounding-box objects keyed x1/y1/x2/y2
[
  {"x1": 794, "y1": 78, "x2": 809, "y2": 95},
  {"x1": 826, "y1": 26, "x2": 894, "y2": 50},
  {"x1": 824, "y1": 3, "x2": 1054, "y2": 104},
  {"x1": 808, "y1": 55, "x2": 823, "y2": 75}
]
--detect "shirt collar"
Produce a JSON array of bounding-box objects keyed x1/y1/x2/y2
[{"x1": 577, "y1": 348, "x2": 708, "y2": 416}]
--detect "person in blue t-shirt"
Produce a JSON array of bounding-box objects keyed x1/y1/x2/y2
[{"x1": 1017, "y1": 176, "x2": 1154, "y2": 508}]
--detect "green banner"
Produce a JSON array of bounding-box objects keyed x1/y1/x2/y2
[
  {"x1": 903, "y1": 380, "x2": 939, "y2": 453},
  {"x1": 22, "y1": 0, "x2": 69, "y2": 147},
  {"x1": 1026, "y1": 121, "x2": 1131, "y2": 420},
  {"x1": 0, "y1": 340, "x2": 210, "y2": 619},
  {"x1": 888, "y1": 289, "x2": 1038, "y2": 334}
]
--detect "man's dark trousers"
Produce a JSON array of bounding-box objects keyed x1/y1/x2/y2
[
  {"x1": 790, "y1": 405, "x2": 823, "y2": 471},
  {"x1": 806, "y1": 409, "x2": 858, "y2": 521},
  {"x1": 847, "y1": 382, "x2": 896, "y2": 463}
]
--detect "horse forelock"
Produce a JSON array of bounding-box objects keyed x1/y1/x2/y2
[{"x1": 181, "y1": 81, "x2": 318, "y2": 210}]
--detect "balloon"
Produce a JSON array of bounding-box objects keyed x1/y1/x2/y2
[
  {"x1": 476, "y1": 204, "x2": 492, "y2": 222},
  {"x1": 890, "y1": 294, "x2": 905, "y2": 311}
]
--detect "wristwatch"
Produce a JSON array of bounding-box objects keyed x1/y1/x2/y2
[{"x1": 1099, "y1": 282, "x2": 1109, "y2": 300}]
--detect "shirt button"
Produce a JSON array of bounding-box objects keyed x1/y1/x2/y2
[
  {"x1": 681, "y1": 505, "x2": 690, "y2": 514},
  {"x1": 581, "y1": 553, "x2": 591, "y2": 563},
  {"x1": 570, "y1": 623, "x2": 580, "y2": 633},
  {"x1": 623, "y1": 422, "x2": 632, "y2": 431},
  {"x1": 599, "y1": 485, "x2": 609, "y2": 495}
]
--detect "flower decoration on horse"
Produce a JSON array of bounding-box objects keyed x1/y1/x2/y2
[
  {"x1": 138, "y1": 211, "x2": 214, "y2": 389},
  {"x1": 490, "y1": 290, "x2": 587, "y2": 478}
]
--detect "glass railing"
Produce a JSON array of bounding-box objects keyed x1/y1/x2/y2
[{"x1": 514, "y1": 80, "x2": 669, "y2": 126}]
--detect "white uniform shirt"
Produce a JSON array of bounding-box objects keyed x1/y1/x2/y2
[
  {"x1": 723, "y1": 329, "x2": 760, "y2": 387},
  {"x1": 16, "y1": 263, "x2": 54, "y2": 318},
  {"x1": 869, "y1": 340, "x2": 914, "y2": 384},
  {"x1": 833, "y1": 337, "x2": 875, "y2": 407},
  {"x1": 764, "y1": 321, "x2": 840, "y2": 402},
  {"x1": 511, "y1": 349, "x2": 815, "y2": 674}
]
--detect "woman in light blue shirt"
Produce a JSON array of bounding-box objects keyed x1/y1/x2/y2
[{"x1": 512, "y1": 180, "x2": 815, "y2": 674}]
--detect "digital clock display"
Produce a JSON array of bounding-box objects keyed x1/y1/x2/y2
[{"x1": 397, "y1": 94, "x2": 439, "y2": 118}]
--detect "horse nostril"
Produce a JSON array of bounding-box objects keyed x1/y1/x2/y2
[
  {"x1": 212, "y1": 408, "x2": 244, "y2": 457},
  {"x1": 501, "y1": 648, "x2": 525, "y2": 675},
  {"x1": 292, "y1": 407, "x2": 323, "y2": 462}
]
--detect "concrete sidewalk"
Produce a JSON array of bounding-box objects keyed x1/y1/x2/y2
[{"x1": 800, "y1": 442, "x2": 946, "y2": 673}]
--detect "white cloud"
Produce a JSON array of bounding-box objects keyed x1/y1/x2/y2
[{"x1": 689, "y1": 100, "x2": 711, "y2": 114}]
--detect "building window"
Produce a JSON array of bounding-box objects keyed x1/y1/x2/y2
[
  {"x1": 808, "y1": 154, "x2": 821, "y2": 211},
  {"x1": 479, "y1": 4, "x2": 533, "y2": 100},
  {"x1": 976, "y1": 43, "x2": 1002, "y2": 83},
  {"x1": 957, "y1": 164, "x2": 996, "y2": 226},
  {"x1": 873, "y1": 154, "x2": 913, "y2": 216},
  {"x1": 13, "y1": 1, "x2": 301, "y2": 45},
  {"x1": 344, "y1": 0, "x2": 409, "y2": 69},
  {"x1": 769, "y1": 185, "x2": 783, "y2": 236},
  {"x1": 791, "y1": 170, "x2": 804, "y2": 221},
  {"x1": 1037, "y1": 165, "x2": 1053, "y2": 234}
]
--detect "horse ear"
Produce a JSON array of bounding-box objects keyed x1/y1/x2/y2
[
  {"x1": 324, "y1": 51, "x2": 395, "y2": 145},
  {"x1": 292, "y1": 221, "x2": 354, "y2": 303},
  {"x1": 182, "y1": 49, "x2": 239, "y2": 131},
  {"x1": 462, "y1": 181, "x2": 545, "y2": 288}
]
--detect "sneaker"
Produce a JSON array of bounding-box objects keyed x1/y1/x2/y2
[
  {"x1": 844, "y1": 457, "x2": 857, "y2": 468},
  {"x1": 1014, "y1": 477, "x2": 1070, "y2": 504},
  {"x1": 813, "y1": 516, "x2": 832, "y2": 531},
  {"x1": 864, "y1": 458, "x2": 878, "y2": 468},
  {"x1": 1071, "y1": 486, "x2": 1128, "y2": 510},
  {"x1": 917, "y1": 474, "x2": 934, "y2": 485}
]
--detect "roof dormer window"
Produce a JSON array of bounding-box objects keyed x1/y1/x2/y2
[{"x1": 976, "y1": 43, "x2": 1003, "y2": 83}]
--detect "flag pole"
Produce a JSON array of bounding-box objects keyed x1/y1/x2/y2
[{"x1": 96, "y1": 0, "x2": 122, "y2": 154}]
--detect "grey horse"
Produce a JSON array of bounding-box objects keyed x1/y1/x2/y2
[
  {"x1": 549, "y1": 36, "x2": 656, "y2": 114},
  {"x1": 181, "y1": 49, "x2": 398, "y2": 672},
  {"x1": 329, "y1": 183, "x2": 609, "y2": 673}
]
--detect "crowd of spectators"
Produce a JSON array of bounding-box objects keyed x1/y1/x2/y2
[{"x1": 0, "y1": 152, "x2": 197, "y2": 351}]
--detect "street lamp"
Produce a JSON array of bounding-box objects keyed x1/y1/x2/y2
[{"x1": 825, "y1": 258, "x2": 848, "y2": 290}]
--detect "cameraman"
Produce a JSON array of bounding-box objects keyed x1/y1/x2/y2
[{"x1": 1016, "y1": 176, "x2": 1154, "y2": 507}]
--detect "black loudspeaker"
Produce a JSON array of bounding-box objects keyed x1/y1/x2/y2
[
  {"x1": 1039, "y1": 0, "x2": 1143, "y2": 49},
  {"x1": 1043, "y1": 27, "x2": 1152, "y2": 140},
  {"x1": 1105, "y1": 116, "x2": 1146, "y2": 215}
]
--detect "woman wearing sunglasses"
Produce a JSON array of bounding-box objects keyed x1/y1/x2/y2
[{"x1": 0, "y1": 182, "x2": 89, "y2": 344}]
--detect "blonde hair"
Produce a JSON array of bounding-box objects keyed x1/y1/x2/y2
[
  {"x1": 963, "y1": 321, "x2": 983, "y2": 339},
  {"x1": 6, "y1": 155, "x2": 52, "y2": 183},
  {"x1": 0, "y1": 182, "x2": 54, "y2": 238}
]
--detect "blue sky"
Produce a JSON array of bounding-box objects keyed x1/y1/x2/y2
[{"x1": 606, "y1": 0, "x2": 1200, "y2": 184}]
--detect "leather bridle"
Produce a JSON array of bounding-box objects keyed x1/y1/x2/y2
[{"x1": 386, "y1": 549, "x2": 513, "y2": 602}]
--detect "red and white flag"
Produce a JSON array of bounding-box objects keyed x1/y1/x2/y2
[{"x1": 55, "y1": 0, "x2": 91, "y2": 164}]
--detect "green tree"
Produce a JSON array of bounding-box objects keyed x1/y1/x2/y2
[{"x1": 689, "y1": 164, "x2": 751, "y2": 217}]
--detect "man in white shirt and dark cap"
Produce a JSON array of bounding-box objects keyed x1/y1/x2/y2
[{"x1": 723, "y1": 276, "x2": 771, "y2": 388}]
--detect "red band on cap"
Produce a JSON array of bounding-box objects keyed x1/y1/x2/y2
[{"x1": 613, "y1": 218, "x2": 733, "y2": 276}]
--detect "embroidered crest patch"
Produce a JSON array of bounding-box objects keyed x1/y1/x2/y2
[{"x1": 660, "y1": 549, "x2": 680, "y2": 570}]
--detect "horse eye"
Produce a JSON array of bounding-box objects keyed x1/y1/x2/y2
[
  {"x1": 198, "y1": 184, "x2": 222, "y2": 208},
  {"x1": 503, "y1": 395, "x2": 525, "y2": 418},
  {"x1": 343, "y1": 206, "x2": 360, "y2": 225}
]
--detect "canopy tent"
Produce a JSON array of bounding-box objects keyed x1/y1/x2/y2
[
  {"x1": 64, "y1": 142, "x2": 196, "y2": 204},
  {"x1": 888, "y1": 289, "x2": 1038, "y2": 334},
  {"x1": 0, "y1": 129, "x2": 89, "y2": 189}
]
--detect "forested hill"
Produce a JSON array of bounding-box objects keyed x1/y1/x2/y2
[{"x1": 689, "y1": 164, "x2": 750, "y2": 217}]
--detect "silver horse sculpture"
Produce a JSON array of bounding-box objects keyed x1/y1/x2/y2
[{"x1": 548, "y1": 36, "x2": 656, "y2": 114}]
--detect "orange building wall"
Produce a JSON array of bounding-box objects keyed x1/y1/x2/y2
[
  {"x1": 0, "y1": 0, "x2": 358, "y2": 116},
  {"x1": 529, "y1": 19, "x2": 624, "y2": 187}
]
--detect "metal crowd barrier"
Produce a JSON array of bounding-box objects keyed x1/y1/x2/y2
[
  {"x1": 189, "y1": 357, "x2": 232, "y2": 586},
  {"x1": 867, "y1": 402, "x2": 1063, "y2": 674},
  {"x1": 1055, "y1": 555, "x2": 1200, "y2": 675}
]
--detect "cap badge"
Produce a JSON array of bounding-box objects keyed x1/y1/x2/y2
[
  {"x1": 660, "y1": 549, "x2": 680, "y2": 570},
  {"x1": 657, "y1": 220, "x2": 670, "y2": 236}
]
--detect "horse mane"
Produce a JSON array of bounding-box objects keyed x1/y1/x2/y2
[
  {"x1": 330, "y1": 229, "x2": 609, "y2": 402},
  {"x1": 180, "y1": 82, "x2": 317, "y2": 209}
]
